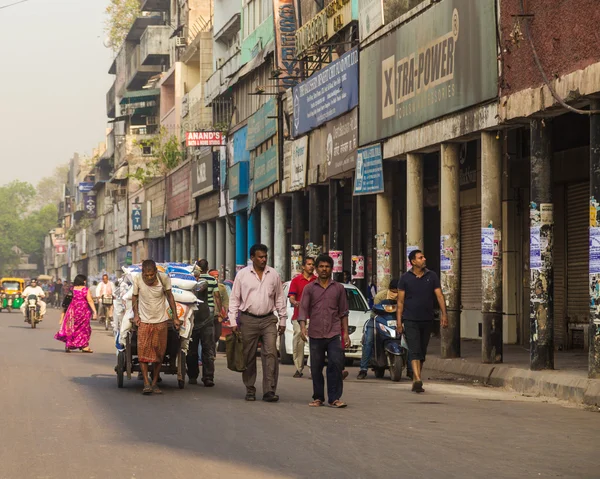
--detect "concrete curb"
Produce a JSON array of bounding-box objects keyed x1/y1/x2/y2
[{"x1": 425, "y1": 357, "x2": 600, "y2": 407}]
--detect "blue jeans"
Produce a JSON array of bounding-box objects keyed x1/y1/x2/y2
[{"x1": 359, "y1": 324, "x2": 374, "y2": 371}]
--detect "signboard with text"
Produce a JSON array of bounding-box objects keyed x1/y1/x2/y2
[
  {"x1": 273, "y1": 0, "x2": 299, "y2": 90},
  {"x1": 324, "y1": 108, "x2": 358, "y2": 178},
  {"x1": 132, "y1": 204, "x2": 143, "y2": 231},
  {"x1": 246, "y1": 99, "x2": 277, "y2": 151},
  {"x1": 290, "y1": 136, "x2": 308, "y2": 191},
  {"x1": 359, "y1": 0, "x2": 498, "y2": 145},
  {"x1": 354, "y1": 144, "x2": 384, "y2": 195},
  {"x1": 191, "y1": 150, "x2": 218, "y2": 197},
  {"x1": 185, "y1": 131, "x2": 224, "y2": 147},
  {"x1": 292, "y1": 48, "x2": 358, "y2": 137},
  {"x1": 253, "y1": 146, "x2": 278, "y2": 192}
]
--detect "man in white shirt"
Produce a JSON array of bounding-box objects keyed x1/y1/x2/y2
[
  {"x1": 96, "y1": 274, "x2": 116, "y2": 324},
  {"x1": 20, "y1": 278, "x2": 46, "y2": 320}
]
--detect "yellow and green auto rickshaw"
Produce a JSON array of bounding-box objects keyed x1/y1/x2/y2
[{"x1": 0, "y1": 278, "x2": 25, "y2": 312}]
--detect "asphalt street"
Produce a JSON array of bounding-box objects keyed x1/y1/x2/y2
[{"x1": 0, "y1": 309, "x2": 598, "y2": 479}]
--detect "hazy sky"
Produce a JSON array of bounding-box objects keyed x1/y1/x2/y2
[{"x1": 0, "y1": 0, "x2": 114, "y2": 187}]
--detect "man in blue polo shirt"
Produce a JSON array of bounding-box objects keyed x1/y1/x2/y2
[{"x1": 397, "y1": 249, "x2": 448, "y2": 393}]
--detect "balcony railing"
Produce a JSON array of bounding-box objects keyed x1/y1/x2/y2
[{"x1": 140, "y1": 25, "x2": 171, "y2": 66}]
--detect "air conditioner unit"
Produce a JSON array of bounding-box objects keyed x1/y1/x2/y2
[
  {"x1": 146, "y1": 116, "x2": 158, "y2": 126},
  {"x1": 175, "y1": 36, "x2": 187, "y2": 47}
]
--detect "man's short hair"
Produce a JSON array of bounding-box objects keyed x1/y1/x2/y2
[
  {"x1": 142, "y1": 259, "x2": 157, "y2": 272},
  {"x1": 102, "y1": 273, "x2": 109, "y2": 279},
  {"x1": 250, "y1": 243, "x2": 268, "y2": 257},
  {"x1": 303, "y1": 256, "x2": 315, "y2": 266},
  {"x1": 315, "y1": 254, "x2": 334, "y2": 268},
  {"x1": 389, "y1": 279, "x2": 400, "y2": 290},
  {"x1": 197, "y1": 259, "x2": 209, "y2": 272},
  {"x1": 408, "y1": 249, "x2": 422, "y2": 264}
]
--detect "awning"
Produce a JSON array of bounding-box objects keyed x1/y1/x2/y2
[{"x1": 120, "y1": 89, "x2": 160, "y2": 105}]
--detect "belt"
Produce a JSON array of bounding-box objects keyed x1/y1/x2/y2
[{"x1": 242, "y1": 311, "x2": 273, "y2": 319}]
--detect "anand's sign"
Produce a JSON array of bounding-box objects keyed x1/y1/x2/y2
[
  {"x1": 359, "y1": 0, "x2": 498, "y2": 145},
  {"x1": 185, "y1": 131, "x2": 224, "y2": 147}
]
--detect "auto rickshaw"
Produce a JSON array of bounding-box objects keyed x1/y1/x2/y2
[{"x1": 0, "y1": 278, "x2": 25, "y2": 312}]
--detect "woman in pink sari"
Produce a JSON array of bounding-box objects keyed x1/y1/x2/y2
[{"x1": 55, "y1": 274, "x2": 97, "y2": 353}]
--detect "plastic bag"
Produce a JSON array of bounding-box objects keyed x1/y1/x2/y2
[{"x1": 226, "y1": 332, "x2": 246, "y2": 372}]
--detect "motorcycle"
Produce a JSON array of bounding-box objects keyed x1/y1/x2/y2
[
  {"x1": 25, "y1": 294, "x2": 41, "y2": 328},
  {"x1": 368, "y1": 299, "x2": 408, "y2": 382}
]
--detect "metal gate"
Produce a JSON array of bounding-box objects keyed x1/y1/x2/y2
[{"x1": 460, "y1": 206, "x2": 482, "y2": 311}]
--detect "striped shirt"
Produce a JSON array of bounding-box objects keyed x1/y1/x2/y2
[{"x1": 199, "y1": 274, "x2": 218, "y2": 308}]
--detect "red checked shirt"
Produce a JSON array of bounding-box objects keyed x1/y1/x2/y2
[{"x1": 288, "y1": 273, "x2": 316, "y2": 321}]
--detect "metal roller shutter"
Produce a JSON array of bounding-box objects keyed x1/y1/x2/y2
[
  {"x1": 553, "y1": 185, "x2": 566, "y2": 348},
  {"x1": 460, "y1": 206, "x2": 482, "y2": 310},
  {"x1": 566, "y1": 182, "x2": 589, "y2": 325}
]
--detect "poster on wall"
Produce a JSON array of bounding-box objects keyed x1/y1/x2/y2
[
  {"x1": 406, "y1": 245, "x2": 419, "y2": 271},
  {"x1": 590, "y1": 227, "x2": 600, "y2": 275},
  {"x1": 351, "y1": 255, "x2": 365, "y2": 280},
  {"x1": 330, "y1": 250, "x2": 343, "y2": 273},
  {"x1": 440, "y1": 235, "x2": 452, "y2": 272},
  {"x1": 291, "y1": 244, "x2": 303, "y2": 277},
  {"x1": 530, "y1": 227, "x2": 542, "y2": 271},
  {"x1": 481, "y1": 228, "x2": 494, "y2": 268}
]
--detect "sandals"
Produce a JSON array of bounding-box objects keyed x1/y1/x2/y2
[
  {"x1": 152, "y1": 386, "x2": 163, "y2": 394},
  {"x1": 329, "y1": 400, "x2": 347, "y2": 408},
  {"x1": 81, "y1": 348, "x2": 94, "y2": 353},
  {"x1": 309, "y1": 399, "x2": 324, "y2": 407},
  {"x1": 142, "y1": 385, "x2": 153, "y2": 395}
]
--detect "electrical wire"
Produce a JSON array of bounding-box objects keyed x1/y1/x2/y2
[
  {"x1": 519, "y1": 0, "x2": 600, "y2": 115},
  {"x1": 0, "y1": 0, "x2": 31, "y2": 10}
]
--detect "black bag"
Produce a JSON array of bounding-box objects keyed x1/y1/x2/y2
[{"x1": 226, "y1": 332, "x2": 246, "y2": 372}]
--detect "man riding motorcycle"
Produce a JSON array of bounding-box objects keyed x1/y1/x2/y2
[{"x1": 20, "y1": 278, "x2": 47, "y2": 321}]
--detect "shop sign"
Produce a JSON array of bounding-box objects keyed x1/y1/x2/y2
[
  {"x1": 246, "y1": 99, "x2": 277, "y2": 151},
  {"x1": 185, "y1": 131, "x2": 224, "y2": 147},
  {"x1": 78, "y1": 182, "x2": 94, "y2": 193},
  {"x1": 132, "y1": 204, "x2": 143, "y2": 231},
  {"x1": 324, "y1": 109, "x2": 358, "y2": 178},
  {"x1": 290, "y1": 136, "x2": 308, "y2": 191},
  {"x1": 191, "y1": 150, "x2": 218, "y2": 198},
  {"x1": 292, "y1": 48, "x2": 358, "y2": 137},
  {"x1": 148, "y1": 215, "x2": 164, "y2": 239},
  {"x1": 233, "y1": 126, "x2": 250, "y2": 164},
  {"x1": 359, "y1": 0, "x2": 498, "y2": 145},
  {"x1": 354, "y1": 144, "x2": 384, "y2": 195},
  {"x1": 358, "y1": 0, "x2": 384, "y2": 41},
  {"x1": 166, "y1": 162, "x2": 191, "y2": 220},
  {"x1": 229, "y1": 162, "x2": 250, "y2": 198},
  {"x1": 253, "y1": 146, "x2": 278, "y2": 192},
  {"x1": 84, "y1": 193, "x2": 96, "y2": 217},
  {"x1": 55, "y1": 239, "x2": 67, "y2": 255},
  {"x1": 274, "y1": 0, "x2": 300, "y2": 90},
  {"x1": 295, "y1": 0, "x2": 353, "y2": 58}
]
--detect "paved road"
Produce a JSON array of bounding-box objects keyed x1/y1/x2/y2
[{"x1": 0, "y1": 309, "x2": 598, "y2": 479}]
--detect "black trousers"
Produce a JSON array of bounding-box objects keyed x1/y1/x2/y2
[
  {"x1": 309, "y1": 335, "x2": 344, "y2": 404},
  {"x1": 186, "y1": 323, "x2": 215, "y2": 381},
  {"x1": 403, "y1": 320, "x2": 433, "y2": 362}
]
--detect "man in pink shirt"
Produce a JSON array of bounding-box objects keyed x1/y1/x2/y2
[{"x1": 229, "y1": 244, "x2": 288, "y2": 402}]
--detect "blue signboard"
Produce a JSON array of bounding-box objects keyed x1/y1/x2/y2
[
  {"x1": 253, "y1": 146, "x2": 278, "y2": 192},
  {"x1": 229, "y1": 161, "x2": 250, "y2": 198},
  {"x1": 132, "y1": 204, "x2": 143, "y2": 231},
  {"x1": 292, "y1": 47, "x2": 359, "y2": 137},
  {"x1": 354, "y1": 144, "x2": 384, "y2": 195},
  {"x1": 233, "y1": 126, "x2": 250, "y2": 164},
  {"x1": 246, "y1": 100, "x2": 277, "y2": 151},
  {"x1": 78, "y1": 182, "x2": 94, "y2": 192}
]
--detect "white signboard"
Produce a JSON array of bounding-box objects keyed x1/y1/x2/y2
[
  {"x1": 290, "y1": 136, "x2": 308, "y2": 191},
  {"x1": 358, "y1": 0, "x2": 384, "y2": 42}
]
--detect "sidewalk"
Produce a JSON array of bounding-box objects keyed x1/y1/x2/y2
[{"x1": 424, "y1": 338, "x2": 600, "y2": 407}]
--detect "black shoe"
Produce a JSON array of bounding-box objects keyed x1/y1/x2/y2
[
  {"x1": 357, "y1": 370, "x2": 367, "y2": 380},
  {"x1": 189, "y1": 378, "x2": 198, "y2": 385},
  {"x1": 245, "y1": 392, "x2": 256, "y2": 401},
  {"x1": 262, "y1": 392, "x2": 280, "y2": 403},
  {"x1": 412, "y1": 380, "x2": 425, "y2": 393},
  {"x1": 293, "y1": 370, "x2": 303, "y2": 378},
  {"x1": 203, "y1": 379, "x2": 215, "y2": 387},
  {"x1": 342, "y1": 371, "x2": 349, "y2": 380}
]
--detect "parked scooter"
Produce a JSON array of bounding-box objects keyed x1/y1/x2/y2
[
  {"x1": 25, "y1": 294, "x2": 40, "y2": 329},
  {"x1": 368, "y1": 299, "x2": 407, "y2": 381}
]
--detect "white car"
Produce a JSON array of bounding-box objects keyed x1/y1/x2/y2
[{"x1": 279, "y1": 281, "x2": 371, "y2": 365}]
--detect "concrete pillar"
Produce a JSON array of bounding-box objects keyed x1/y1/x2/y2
[
  {"x1": 351, "y1": 194, "x2": 364, "y2": 291},
  {"x1": 260, "y1": 202, "x2": 274, "y2": 266},
  {"x1": 274, "y1": 197, "x2": 288, "y2": 280},
  {"x1": 216, "y1": 218, "x2": 226, "y2": 277},
  {"x1": 190, "y1": 223, "x2": 196, "y2": 263},
  {"x1": 590, "y1": 99, "x2": 600, "y2": 378},
  {"x1": 308, "y1": 185, "x2": 324, "y2": 257},
  {"x1": 406, "y1": 153, "x2": 424, "y2": 268},
  {"x1": 236, "y1": 212, "x2": 248, "y2": 270},
  {"x1": 530, "y1": 118, "x2": 554, "y2": 370},
  {"x1": 291, "y1": 191, "x2": 305, "y2": 276},
  {"x1": 376, "y1": 170, "x2": 393, "y2": 289},
  {"x1": 182, "y1": 227, "x2": 190, "y2": 264},
  {"x1": 177, "y1": 230, "x2": 184, "y2": 263},
  {"x1": 169, "y1": 233, "x2": 176, "y2": 263},
  {"x1": 225, "y1": 217, "x2": 236, "y2": 280},
  {"x1": 248, "y1": 211, "x2": 259, "y2": 256},
  {"x1": 206, "y1": 220, "x2": 217, "y2": 270},
  {"x1": 440, "y1": 143, "x2": 461, "y2": 359},
  {"x1": 197, "y1": 223, "x2": 207, "y2": 261},
  {"x1": 481, "y1": 131, "x2": 503, "y2": 363}
]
